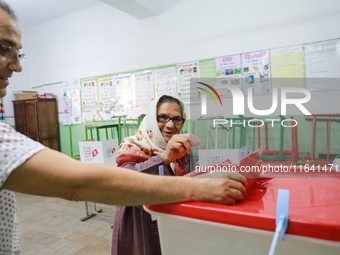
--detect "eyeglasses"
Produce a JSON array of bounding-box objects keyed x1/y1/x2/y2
[
  {"x1": 157, "y1": 114, "x2": 185, "y2": 125},
  {"x1": 0, "y1": 44, "x2": 26, "y2": 63}
]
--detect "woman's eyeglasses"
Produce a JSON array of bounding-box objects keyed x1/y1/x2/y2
[
  {"x1": 157, "y1": 114, "x2": 185, "y2": 125},
  {"x1": 0, "y1": 44, "x2": 26, "y2": 63}
]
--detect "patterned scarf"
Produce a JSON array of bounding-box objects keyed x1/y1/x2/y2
[{"x1": 116, "y1": 94, "x2": 187, "y2": 176}]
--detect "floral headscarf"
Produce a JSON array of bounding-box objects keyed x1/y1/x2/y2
[{"x1": 116, "y1": 94, "x2": 187, "y2": 175}]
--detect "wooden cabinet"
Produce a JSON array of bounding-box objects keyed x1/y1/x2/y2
[{"x1": 13, "y1": 98, "x2": 60, "y2": 151}]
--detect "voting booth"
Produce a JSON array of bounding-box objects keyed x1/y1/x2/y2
[
  {"x1": 79, "y1": 138, "x2": 118, "y2": 166},
  {"x1": 78, "y1": 138, "x2": 119, "y2": 221},
  {"x1": 145, "y1": 149, "x2": 340, "y2": 255}
]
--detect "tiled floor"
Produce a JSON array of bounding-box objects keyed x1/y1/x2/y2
[{"x1": 16, "y1": 192, "x2": 116, "y2": 255}]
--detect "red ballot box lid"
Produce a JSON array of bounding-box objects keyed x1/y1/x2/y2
[{"x1": 146, "y1": 149, "x2": 340, "y2": 242}]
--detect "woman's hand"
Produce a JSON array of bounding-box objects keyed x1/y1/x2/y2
[{"x1": 160, "y1": 133, "x2": 201, "y2": 165}]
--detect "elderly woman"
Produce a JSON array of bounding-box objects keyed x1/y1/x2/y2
[{"x1": 111, "y1": 94, "x2": 196, "y2": 255}]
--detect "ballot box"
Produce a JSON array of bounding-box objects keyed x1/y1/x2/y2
[
  {"x1": 79, "y1": 138, "x2": 118, "y2": 166},
  {"x1": 145, "y1": 149, "x2": 340, "y2": 255}
]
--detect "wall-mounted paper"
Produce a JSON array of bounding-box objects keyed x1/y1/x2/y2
[
  {"x1": 304, "y1": 39, "x2": 340, "y2": 91},
  {"x1": 177, "y1": 62, "x2": 200, "y2": 103},
  {"x1": 134, "y1": 71, "x2": 153, "y2": 108},
  {"x1": 62, "y1": 91, "x2": 72, "y2": 125},
  {"x1": 271, "y1": 45, "x2": 303, "y2": 91},
  {"x1": 242, "y1": 50, "x2": 271, "y2": 95},
  {"x1": 82, "y1": 78, "x2": 98, "y2": 111},
  {"x1": 115, "y1": 74, "x2": 133, "y2": 108},
  {"x1": 215, "y1": 54, "x2": 243, "y2": 98},
  {"x1": 71, "y1": 89, "x2": 82, "y2": 124},
  {"x1": 99, "y1": 76, "x2": 115, "y2": 109},
  {"x1": 155, "y1": 67, "x2": 177, "y2": 98}
]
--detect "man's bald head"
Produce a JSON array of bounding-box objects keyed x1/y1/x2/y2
[
  {"x1": 0, "y1": 1, "x2": 22, "y2": 98},
  {"x1": 0, "y1": 1, "x2": 17, "y2": 21}
]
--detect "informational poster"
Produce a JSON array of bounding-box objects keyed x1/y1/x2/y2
[
  {"x1": 304, "y1": 39, "x2": 340, "y2": 91},
  {"x1": 155, "y1": 67, "x2": 177, "y2": 97},
  {"x1": 177, "y1": 62, "x2": 200, "y2": 102},
  {"x1": 114, "y1": 74, "x2": 132, "y2": 112},
  {"x1": 98, "y1": 76, "x2": 115, "y2": 109},
  {"x1": 62, "y1": 79, "x2": 82, "y2": 125},
  {"x1": 134, "y1": 71, "x2": 153, "y2": 108},
  {"x1": 241, "y1": 50, "x2": 271, "y2": 95},
  {"x1": 62, "y1": 91, "x2": 72, "y2": 125},
  {"x1": 70, "y1": 88, "x2": 82, "y2": 124},
  {"x1": 81, "y1": 78, "x2": 98, "y2": 111},
  {"x1": 271, "y1": 45, "x2": 303, "y2": 90},
  {"x1": 215, "y1": 54, "x2": 243, "y2": 98}
]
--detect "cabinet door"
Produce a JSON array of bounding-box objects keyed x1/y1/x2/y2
[
  {"x1": 37, "y1": 100, "x2": 60, "y2": 151},
  {"x1": 13, "y1": 101, "x2": 26, "y2": 135},
  {"x1": 24, "y1": 101, "x2": 39, "y2": 141}
]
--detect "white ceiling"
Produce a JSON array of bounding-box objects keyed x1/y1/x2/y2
[
  {"x1": 7, "y1": 0, "x2": 340, "y2": 30},
  {"x1": 7, "y1": 0, "x2": 183, "y2": 28},
  {"x1": 8, "y1": 0, "x2": 100, "y2": 28}
]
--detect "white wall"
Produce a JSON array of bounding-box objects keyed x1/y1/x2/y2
[{"x1": 4, "y1": 0, "x2": 340, "y2": 125}]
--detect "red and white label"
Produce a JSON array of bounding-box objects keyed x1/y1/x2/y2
[{"x1": 92, "y1": 149, "x2": 98, "y2": 157}]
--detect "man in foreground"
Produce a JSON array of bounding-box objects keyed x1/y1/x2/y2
[{"x1": 0, "y1": 1, "x2": 246, "y2": 254}]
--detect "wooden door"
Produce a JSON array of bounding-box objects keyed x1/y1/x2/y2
[
  {"x1": 13, "y1": 101, "x2": 26, "y2": 135},
  {"x1": 24, "y1": 101, "x2": 39, "y2": 141}
]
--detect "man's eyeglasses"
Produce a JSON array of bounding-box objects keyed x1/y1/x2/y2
[
  {"x1": 157, "y1": 114, "x2": 185, "y2": 125},
  {"x1": 0, "y1": 44, "x2": 26, "y2": 62}
]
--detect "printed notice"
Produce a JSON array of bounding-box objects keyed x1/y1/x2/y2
[
  {"x1": 271, "y1": 45, "x2": 304, "y2": 90},
  {"x1": 155, "y1": 67, "x2": 177, "y2": 97},
  {"x1": 242, "y1": 50, "x2": 271, "y2": 95},
  {"x1": 304, "y1": 39, "x2": 340, "y2": 91},
  {"x1": 82, "y1": 146, "x2": 93, "y2": 162},
  {"x1": 215, "y1": 54, "x2": 243, "y2": 98},
  {"x1": 177, "y1": 62, "x2": 200, "y2": 102},
  {"x1": 134, "y1": 71, "x2": 153, "y2": 108},
  {"x1": 81, "y1": 78, "x2": 98, "y2": 111},
  {"x1": 98, "y1": 76, "x2": 115, "y2": 109}
]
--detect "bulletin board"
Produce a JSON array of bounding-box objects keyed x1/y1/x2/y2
[{"x1": 35, "y1": 37, "x2": 340, "y2": 124}]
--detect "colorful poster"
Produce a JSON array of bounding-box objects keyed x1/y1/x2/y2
[
  {"x1": 241, "y1": 50, "x2": 271, "y2": 95},
  {"x1": 304, "y1": 39, "x2": 340, "y2": 91},
  {"x1": 134, "y1": 71, "x2": 153, "y2": 108},
  {"x1": 62, "y1": 79, "x2": 82, "y2": 124},
  {"x1": 114, "y1": 74, "x2": 132, "y2": 112},
  {"x1": 81, "y1": 78, "x2": 98, "y2": 111},
  {"x1": 155, "y1": 67, "x2": 177, "y2": 97},
  {"x1": 215, "y1": 54, "x2": 243, "y2": 98},
  {"x1": 71, "y1": 88, "x2": 82, "y2": 124},
  {"x1": 177, "y1": 62, "x2": 200, "y2": 102},
  {"x1": 98, "y1": 76, "x2": 115, "y2": 109},
  {"x1": 62, "y1": 91, "x2": 72, "y2": 125},
  {"x1": 271, "y1": 45, "x2": 303, "y2": 89}
]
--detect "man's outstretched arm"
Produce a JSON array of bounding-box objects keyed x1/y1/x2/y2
[{"x1": 2, "y1": 149, "x2": 247, "y2": 206}]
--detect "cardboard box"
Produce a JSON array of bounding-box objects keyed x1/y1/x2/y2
[
  {"x1": 14, "y1": 93, "x2": 37, "y2": 100},
  {"x1": 79, "y1": 138, "x2": 119, "y2": 166},
  {"x1": 13, "y1": 90, "x2": 38, "y2": 100}
]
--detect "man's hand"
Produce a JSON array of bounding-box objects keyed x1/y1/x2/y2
[{"x1": 193, "y1": 175, "x2": 247, "y2": 205}]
